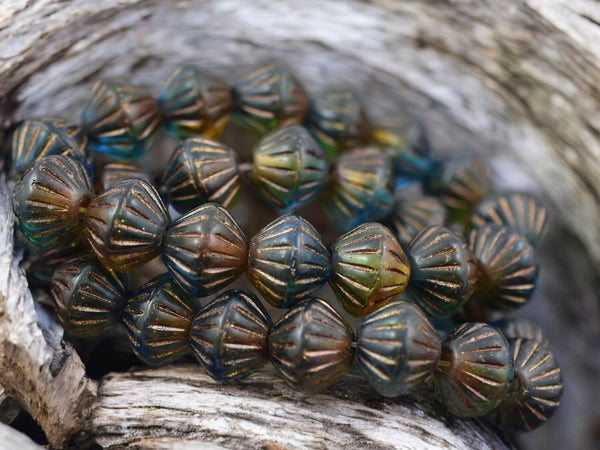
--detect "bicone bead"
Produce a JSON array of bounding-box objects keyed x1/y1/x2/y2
[
  {"x1": 12, "y1": 117, "x2": 92, "y2": 175},
  {"x1": 491, "y1": 318, "x2": 549, "y2": 347},
  {"x1": 157, "y1": 64, "x2": 233, "y2": 139},
  {"x1": 122, "y1": 273, "x2": 197, "y2": 366},
  {"x1": 233, "y1": 61, "x2": 308, "y2": 135},
  {"x1": 391, "y1": 196, "x2": 447, "y2": 247},
  {"x1": 356, "y1": 301, "x2": 441, "y2": 397},
  {"x1": 84, "y1": 179, "x2": 170, "y2": 272},
  {"x1": 322, "y1": 147, "x2": 394, "y2": 232},
  {"x1": 305, "y1": 87, "x2": 371, "y2": 158},
  {"x1": 269, "y1": 298, "x2": 354, "y2": 394},
  {"x1": 189, "y1": 289, "x2": 272, "y2": 382},
  {"x1": 23, "y1": 237, "x2": 89, "y2": 286},
  {"x1": 252, "y1": 125, "x2": 328, "y2": 212},
  {"x1": 247, "y1": 214, "x2": 330, "y2": 308},
  {"x1": 163, "y1": 203, "x2": 248, "y2": 297},
  {"x1": 468, "y1": 224, "x2": 538, "y2": 310},
  {"x1": 13, "y1": 155, "x2": 93, "y2": 249},
  {"x1": 487, "y1": 338, "x2": 563, "y2": 431},
  {"x1": 330, "y1": 222, "x2": 410, "y2": 318},
  {"x1": 161, "y1": 136, "x2": 241, "y2": 213},
  {"x1": 81, "y1": 79, "x2": 161, "y2": 160},
  {"x1": 50, "y1": 257, "x2": 128, "y2": 337},
  {"x1": 97, "y1": 162, "x2": 152, "y2": 192},
  {"x1": 433, "y1": 322, "x2": 513, "y2": 417},
  {"x1": 472, "y1": 192, "x2": 548, "y2": 247},
  {"x1": 407, "y1": 226, "x2": 476, "y2": 318}
]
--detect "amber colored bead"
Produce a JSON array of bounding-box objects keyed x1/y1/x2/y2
[
  {"x1": 81, "y1": 79, "x2": 161, "y2": 160},
  {"x1": 161, "y1": 136, "x2": 241, "y2": 214},
  {"x1": 122, "y1": 274, "x2": 197, "y2": 366},
  {"x1": 322, "y1": 146, "x2": 395, "y2": 232},
  {"x1": 163, "y1": 203, "x2": 248, "y2": 297},
  {"x1": 391, "y1": 196, "x2": 447, "y2": 247},
  {"x1": 472, "y1": 192, "x2": 548, "y2": 247},
  {"x1": 233, "y1": 61, "x2": 309, "y2": 135},
  {"x1": 487, "y1": 338, "x2": 563, "y2": 431},
  {"x1": 491, "y1": 318, "x2": 549, "y2": 348},
  {"x1": 356, "y1": 301, "x2": 441, "y2": 397},
  {"x1": 252, "y1": 125, "x2": 329, "y2": 212},
  {"x1": 247, "y1": 214, "x2": 330, "y2": 308},
  {"x1": 97, "y1": 162, "x2": 152, "y2": 192},
  {"x1": 50, "y1": 257, "x2": 128, "y2": 337},
  {"x1": 269, "y1": 298, "x2": 354, "y2": 394},
  {"x1": 468, "y1": 224, "x2": 538, "y2": 310},
  {"x1": 433, "y1": 322, "x2": 513, "y2": 417},
  {"x1": 407, "y1": 226, "x2": 476, "y2": 318},
  {"x1": 157, "y1": 64, "x2": 233, "y2": 139},
  {"x1": 189, "y1": 289, "x2": 272, "y2": 382},
  {"x1": 13, "y1": 155, "x2": 93, "y2": 249},
  {"x1": 330, "y1": 222, "x2": 410, "y2": 318},
  {"x1": 12, "y1": 117, "x2": 92, "y2": 175},
  {"x1": 84, "y1": 179, "x2": 170, "y2": 272},
  {"x1": 305, "y1": 87, "x2": 372, "y2": 158}
]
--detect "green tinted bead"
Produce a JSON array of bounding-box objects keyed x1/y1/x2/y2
[
  {"x1": 391, "y1": 196, "x2": 447, "y2": 247},
  {"x1": 433, "y1": 322, "x2": 513, "y2": 418},
  {"x1": 491, "y1": 318, "x2": 549, "y2": 347},
  {"x1": 13, "y1": 155, "x2": 93, "y2": 249},
  {"x1": 97, "y1": 162, "x2": 152, "y2": 192},
  {"x1": 330, "y1": 222, "x2": 410, "y2": 318}
]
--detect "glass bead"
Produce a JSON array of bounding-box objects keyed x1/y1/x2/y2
[
  {"x1": 247, "y1": 214, "x2": 330, "y2": 308},
  {"x1": 122, "y1": 273, "x2": 197, "y2": 367},
  {"x1": 322, "y1": 146, "x2": 395, "y2": 232},
  {"x1": 22, "y1": 237, "x2": 89, "y2": 286},
  {"x1": 84, "y1": 179, "x2": 170, "y2": 272},
  {"x1": 81, "y1": 79, "x2": 161, "y2": 160},
  {"x1": 97, "y1": 162, "x2": 152, "y2": 192},
  {"x1": 391, "y1": 196, "x2": 447, "y2": 247},
  {"x1": 472, "y1": 192, "x2": 548, "y2": 248},
  {"x1": 13, "y1": 155, "x2": 93, "y2": 249},
  {"x1": 269, "y1": 298, "x2": 354, "y2": 394},
  {"x1": 305, "y1": 87, "x2": 371, "y2": 158},
  {"x1": 157, "y1": 64, "x2": 233, "y2": 139},
  {"x1": 162, "y1": 136, "x2": 241, "y2": 214},
  {"x1": 491, "y1": 318, "x2": 549, "y2": 348},
  {"x1": 330, "y1": 222, "x2": 410, "y2": 318},
  {"x1": 487, "y1": 338, "x2": 563, "y2": 431},
  {"x1": 163, "y1": 203, "x2": 248, "y2": 297},
  {"x1": 233, "y1": 61, "x2": 308, "y2": 135},
  {"x1": 50, "y1": 256, "x2": 128, "y2": 337},
  {"x1": 12, "y1": 117, "x2": 92, "y2": 175},
  {"x1": 407, "y1": 226, "x2": 477, "y2": 318},
  {"x1": 356, "y1": 301, "x2": 441, "y2": 397},
  {"x1": 468, "y1": 224, "x2": 538, "y2": 310},
  {"x1": 433, "y1": 322, "x2": 513, "y2": 418},
  {"x1": 252, "y1": 125, "x2": 328, "y2": 212},
  {"x1": 189, "y1": 289, "x2": 272, "y2": 382}
]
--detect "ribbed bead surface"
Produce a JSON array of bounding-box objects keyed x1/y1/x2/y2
[
  {"x1": 122, "y1": 274, "x2": 197, "y2": 366},
  {"x1": 487, "y1": 338, "x2": 563, "y2": 431},
  {"x1": 23, "y1": 238, "x2": 89, "y2": 286},
  {"x1": 247, "y1": 214, "x2": 330, "y2": 308},
  {"x1": 356, "y1": 301, "x2": 442, "y2": 397},
  {"x1": 407, "y1": 226, "x2": 476, "y2": 318},
  {"x1": 81, "y1": 79, "x2": 161, "y2": 160},
  {"x1": 233, "y1": 62, "x2": 308, "y2": 135},
  {"x1": 322, "y1": 147, "x2": 394, "y2": 232},
  {"x1": 13, "y1": 155, "x2": 93, "y2": 249},
  {"x1": 189, "y1": 289, "x2": 271, "y2": 382},
  {"x1": 391, "y1": 196, "x2": 447, "y2": 247},
  {"x1": 305, "y1": 87, "x2": 371, "y2": 158},
  {"x1": 162, "y1": 137, "x2": 241, "y2": 213},
  {"x1": 468, "y1": 224, "x2": 538, "y2": 310},
  {"x1": 157, "y1": 64, "x2": 233, "y2": 139},
  {"x1": 163, "y1": 203, "x2": 248, "y2": 297},
  {"x1": 472, "y1": 193, "x2": 548, "y2": 247},
  {"x1": 433, "y1": 322, "x2": 513, "y2": 418},
  {"x1": 84, "y1": 179, "x2": 170, "y2": 272},
  {"x1": 330, "y1": 222, "x2": 410, "y2": 318},
  {"x1": 12, "y1": 117, "x2": 92, "y2": 175},
  {"x1": 269, "y1": 298, "x2": 354, "y2": 394},
  {"x1": 252, "y1": 125, "x2": 328, "y2": 212},
  {"x1": 97, "y1": 162, "x2": 152, "y2": 192},
  {"x1": 491, "y1": 318, "x2": 549, "y2": 348}
]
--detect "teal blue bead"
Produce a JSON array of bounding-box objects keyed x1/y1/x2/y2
[
  {"x1": 81, "y1": 79, "x2": 161, "y2": 160},
  {"x1": 247, "y1": 214, "x2": 330, "y2": 308},
  {"x1": 97, "y1": 162, "x2": 153, "y2": 192},
  {"x1": 252, "y1": 125, "x2": 329, "y2": 212},
  {"x1": 491, "y1": 318, "x2": 549, "y2": 347},
  {"x1": 122, "y1": 274, "x2": 198, "y2": 367},
  {"x1": 189, "y1": 289, "x2": 272, "y2": 383},
  {"x1": 356, "y1": 301, "x2": 441, "y2": 397}
]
